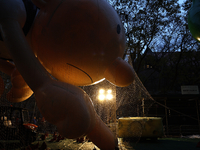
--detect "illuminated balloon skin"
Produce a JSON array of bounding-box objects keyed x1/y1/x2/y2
[
  {"x1": 7, "y1": 68, "x2": 33, "y2": 102},
  {"x1": 31, "y1": 0, "x2": 134, "y2": 86},
  {"x1": 0, "y1": 59, "x2": 33, "y2": 102},
  {"x1": 0, "y1": 0, "x2": 135, "y2": 149},
  {"x1": 188, "y1": 0, "x2": 200, "y2": 42}
]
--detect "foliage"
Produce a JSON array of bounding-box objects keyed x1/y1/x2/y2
[{"x1": 109, "y1": 0, "x2": 200, "y2": 94}]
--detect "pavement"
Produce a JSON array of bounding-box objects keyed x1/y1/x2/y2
[
  {"x1": 7, "y1": 134, "x2": 199, "y2": 150},
  {"x1": 119, "y1": 137, "x2": 200, "y2": 150},
  {"x1": 30, "y1": 136, "x2": 200, "y2": 150}
]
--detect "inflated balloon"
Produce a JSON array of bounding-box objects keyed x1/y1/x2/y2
[
  {"x1": 0, "y1": 59, "x2": 33, "y2": 102},
  {"x1": 188, "y1": 0, "x2": 200, "y2": 42},
  {"x1": 0, "y1": 0, "x2": 135, "y2": 149},
  {"x1": 7, "y1": 68, "x2": 33, "y2": 102},
  {"x1": 31, "y1": 0, "x2": 134, "y2": 87}
]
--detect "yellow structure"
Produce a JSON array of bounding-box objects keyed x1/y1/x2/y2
[{"x1": 118, "y1": 117, "x2": 164, "y2": 138}]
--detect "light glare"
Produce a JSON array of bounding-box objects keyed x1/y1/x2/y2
[
  {"x1": 106, "y1": 94, "x2": 113, "y2": 100},
  {"x1": 99, "y1": 89, "x2": 105, "y2": 94},
  {"x1": 98, "y1": 94, "x2": 105, "y2": 101},
  {"x1": 107, "y1": 89, "x2": 112, "y2": 93},
  {"x1": 98, "y1": 88, "x2": 113, "y2": 101}
]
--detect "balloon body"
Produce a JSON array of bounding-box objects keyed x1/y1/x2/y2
[
  {"x1": 188, "y1": 0, "x2": 200, "y2": 42},
  {"x1": 31, "y1": 0, "x2": 126, "y2": 86},
  {"x1": 0, "y1": 0, "x2": 133, "y2": 149}
]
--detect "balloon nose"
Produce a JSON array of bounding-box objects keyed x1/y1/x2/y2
[{"x1": 104, "y1": 57, "x2": 135, "y2": 87}]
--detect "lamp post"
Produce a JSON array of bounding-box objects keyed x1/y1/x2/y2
[{"x1": 98, "y1": 88, "x2": 113, "y2": 124}]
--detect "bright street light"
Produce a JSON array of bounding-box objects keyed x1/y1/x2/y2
[{"x1": 98, "y1": 89, "x2": 113, "y2": 101}]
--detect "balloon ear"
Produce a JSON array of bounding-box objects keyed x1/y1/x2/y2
[
  {"x1": 104, "y1": 57, "x2": 135, "y2": 87},
  {"x1": 7, "y1": 68, "x2": 33, "y2": 102},
  {"x1": 31, "y1": 0, "x2": 47, "y2": 8}
]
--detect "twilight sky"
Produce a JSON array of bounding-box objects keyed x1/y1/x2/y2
[{"x1": 178, "y1": 0, "x2": 186, "y2": 4}]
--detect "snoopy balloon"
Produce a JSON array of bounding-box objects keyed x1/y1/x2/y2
[{"x1": 0, "y1": 0, "x2": 134, "y2": 149}]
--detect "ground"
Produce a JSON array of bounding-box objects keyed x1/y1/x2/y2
[
  {"x1": 26, "y1": 135, "x2": 200, "y2": 150},
  {"x1": 1, "y1": 134, "x2": 199, "y2": 149},
  {"x1": 119, "y1": 137, "x2": 200, "y2": 150},
  {"x1": 22, "y1": 133, "x2": 100, "y2": 150}
]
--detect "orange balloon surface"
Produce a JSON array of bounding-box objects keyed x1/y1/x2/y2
[
  {"x1": 0, "y1": 59, "x2": 32, "y2": 102},
  {"x1": 7, "y1": 68, "x2": 33, "y2": 102},
  {"x1": 0, "y1": 0, "x2": 135, "y2": 149},
  {"x1": 31, "y1": 0, "x2": 127, "y2": 86}
]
